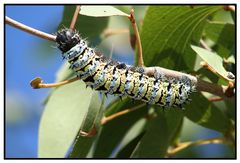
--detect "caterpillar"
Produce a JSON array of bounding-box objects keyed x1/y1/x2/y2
[{"x1": 56, "y1": 28, "x2": 195, "y2": 108}]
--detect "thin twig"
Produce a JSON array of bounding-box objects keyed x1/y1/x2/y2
[
  {"x1": 200, "y1": 61, "x2": 234, "y2": 83},
  {"x1": 30, "y1": 76, "x2": 80, "y2": 89},
  {"x1": 69, "y1": 5, "x2": 81, "y2": 30},
  {"x1": 167, "y1": 137, "x2": 226, "y2": 156},
  {"x1": 5, "y1": 16, "x2": 56, "y2": 42},
  {"x1": 101, "y1": 103, "x2": 146, "y2": 125},
  {"x1": 128, "y1": 9, "x2": 144, "y2": 67},
  {"x1": 196, "y1": 79, "x2": 230, "y2": 98},
  {"x1": 200, "y1": 61, "x2": 219, "y2": 77}
]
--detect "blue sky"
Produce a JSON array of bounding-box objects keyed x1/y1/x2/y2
[{"x1": 5, "y1": 5, "x2": 65, "y2": 158}]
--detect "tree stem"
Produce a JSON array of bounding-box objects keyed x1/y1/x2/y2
[
  {"x1": 5, "y1": 16, "x2": 56, "y2": 42},
  {"x1": 69, "y1": 5, "x2": 81, "y2": 30},
  {"x1": 128, "y1": 9, "x2": 144, "y2": 67},
  {"x1": 167, "y1": 137, "x2": 226, "y2": 157},
  {"x1": 101, "y1": 103, "x2": 145, "y2": 125}
]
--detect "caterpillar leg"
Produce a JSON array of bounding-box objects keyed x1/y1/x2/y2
[{"x1": 30, "y1": 76, "x2": 79, "y2": 89}]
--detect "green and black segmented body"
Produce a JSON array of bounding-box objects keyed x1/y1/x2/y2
[{"x1": 56, "y1": 29, "x2": 195, "y2": 108}]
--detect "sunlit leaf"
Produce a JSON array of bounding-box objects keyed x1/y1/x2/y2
[
  {"x1": 38, "y1": 82, "x2": 93, "y2": 158},
  {"x1": 191, "y1": 45, "x2": 234, "y2": 82},
  {"x1": 80, "y1": 6, "x2": 129, "y2": 17},
  {"x1": 69, "y1": 92, "x2": 104, "y2": 158}
]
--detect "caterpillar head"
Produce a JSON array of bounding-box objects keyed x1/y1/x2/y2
[{"x1": 56, "y1": 28, "x2": 81, "y2": 53}]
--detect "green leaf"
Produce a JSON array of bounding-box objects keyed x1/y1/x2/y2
[
  {"x1": 116, "y1": 132, "x2": 145, "y2": 158},
  {"x1": 131, "y1": 110, "x2": 184, "y2": 158},
  {"x1": 185, "y1": 93, "x2": 231, "y2": 133},
  {"x1": 204, "y1": 21, "x2": 235, "y2": 58},
  {"x1": 211, "y1": 9, "x2": 234, "y2": 24},
  {"x1": 114, "y1": 118, "x2": 147, "y2": 157},
  {"x1": 69, "y1": 92, "x2": 104, "y2": 158},
  {"x1": 93, "y1": 98, "x2": 148, "y2": 158},
  {"x1": 225, "y1": 55, "x2": 235, "y2": 64},
  {"x1": 38, "y1": 81, "x2": 93, "y2": 158},
  {"x1": 80, "y1": 6, "x2": 129, "y2": 17},
  {"x1": 60, "y1": 5, "x2": 109, "y2": 46},
  {"x1": 230, "y1": 10, "x2": 235, "y2": 22},
  {"x1": 204, "y1": 21, "x2": 234, "y2": 43},
  {"x1": 225, "y1": 100, "x2": 235, "y2": 122},
  {"x1": 169, "y1": 116, "x2": 184, "y2": 145},
  {"x1": 191, "y1": 45, "x2": 234, "y2": 82},
  {"x1": 140, "y1": 6, "x2": 222, "y2": 70}
]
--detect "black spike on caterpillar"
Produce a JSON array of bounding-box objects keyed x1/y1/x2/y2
[{"x1": 56, "y1": 28, "x2": 195, "y2": 108}]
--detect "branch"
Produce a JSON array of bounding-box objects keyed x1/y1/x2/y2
[
  {"x1": 30, "y1": 77, "x2": 79, "y2": 89},
  {"x1": 69, "y1": 5, "x2": 81, "y2": 30},
  {"x1": 5, "y1": 16, "x2": 56, "y2": 42},
  {"x1": 128, "y1": 9, "x2": 144, "y2": 67},
  {"x1": 6, "y1": 17, "x2": 235, "y2": 99},
  {"x1": 167, "y1": 137, "x2": 226, "y2": 157},
  {"x1": 101, "y1": 103, "x2": 145, "y2": 125}
]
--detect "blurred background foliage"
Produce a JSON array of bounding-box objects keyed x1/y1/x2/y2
[{"x1": 5, "y1": 5, "x2": 235, "y2": 158}]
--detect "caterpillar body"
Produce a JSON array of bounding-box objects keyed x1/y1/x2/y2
[{"x1": 56, "y1": 29, "x2": 195, "y2": 108}]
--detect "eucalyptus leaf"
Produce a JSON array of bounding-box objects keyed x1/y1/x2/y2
[
  {"x1": 69, "y1": 92, "x2": 104, "y2": 158},
  {"x1": 114, "y1": 118, "x2": 147, "y2": 157},
  {"x1": 225, "y1": 100, "x2": 235, "y2": 122},
  {"x1": 140, "y1": 6, "x2": 222, "y2": 70},
  {"x1": 80, "y1": 6, "x2": 129, "y2": 17},
  {"x1": 38, "y1": 81, "x2": 93, "y2": 158},
  {"x1": 185, "y1": 93, "x2": 231, "y2": 133},
  {"x1": 204, "y1": 21, "x2": 234, "y2": 44},
  {"x1": 116, "y1": 132, "x2": 145, "y2": 158},
  {"x1": 191, "y1": 45, "x2": 234, "y2": 82},
  {"x1": 204, "y1": 21, "x2": 235, "y2": 58},
  {"x1": 93, "y1": 98, "x2": 148, "y2": 158},
  {"x1": 131, "y1": 110, "x2": 184, "y2": 158}
]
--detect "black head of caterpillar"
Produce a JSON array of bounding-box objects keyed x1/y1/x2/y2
[
  {"x1": 56, "y1": 29, "x2": 80, "y2": 53},
  {"x1": 55, "y1": 28, "x2": 195, "y2": 109}
]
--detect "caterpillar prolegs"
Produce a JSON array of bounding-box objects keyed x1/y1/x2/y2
[{"x1": 56, "y1": 29, "x2": 195, "y2": 108}]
